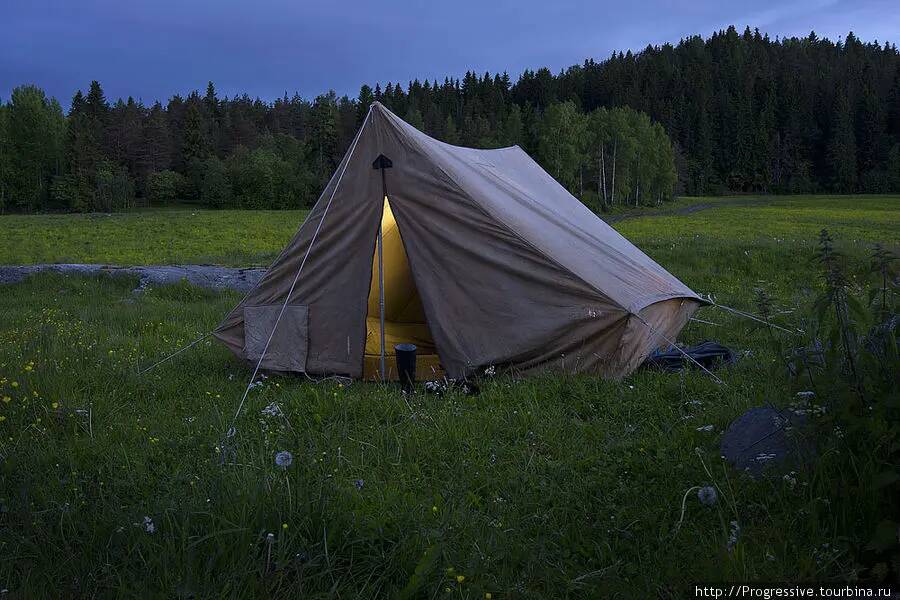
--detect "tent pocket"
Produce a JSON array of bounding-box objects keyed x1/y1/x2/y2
[{"x1": 243, "y1": 304, "x2": 309, "y2": 372}]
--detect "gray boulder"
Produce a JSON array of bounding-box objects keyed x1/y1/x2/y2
[{"x1": 720, "y1": 406, "x2": 816, "y2": 478}]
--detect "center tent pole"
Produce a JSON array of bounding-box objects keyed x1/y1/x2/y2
[{"x1": 372, "y1": 154, "x2": 393, "y2": 381}]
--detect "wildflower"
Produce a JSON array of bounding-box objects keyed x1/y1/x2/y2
[
  {"x1": 696, "y1": 425, "x2": 714, "y2": 432},
  {"x1": 261, "y1": 402, "x2": 284, "y2": 418},
  {"x1": 486, "y1": 594, "x2": 492, "y2": 599},
  {"x1": 282, "y1": 523, "x2": 288, "y2": 530},
  {"x1": 0, "y1": 416, "x2": 6, "y2": 423},
  {"x1": 727, "y1": 520, "x2": 740, "y2": 551},
  {"x1": 24, "y1": 364, "x2": 33, "y2": 372},
  {"x1": 2, "y1": 396, "x2": 10, "y2": 404},
  {"x1": 354, "y1": 479, "x2": 364, "y2": 490},
  {"x1": 432, "y1": 505, "x2": 438, "y2": 513},
  {"x1": 456, "y1": 575, "x2": 465, "y2": 583},
  {"x1": 10, "y1": 382, "x2": 17, "y2": 388},
  {"x1": 783, "y1": 472, "x2": 797, "y2": 490},
  {"x1": 51, "y1": 402, "x2": 59, "y2": 409},
  {"x1": 275, "y1": 450, "x2": 293, "y2": 469},
  {"x1": 698, "y1": 486, "x2": 717, "y2": 506},
  {"x1": 143, "y1": 516, "x2": 156, "y2": 534}
]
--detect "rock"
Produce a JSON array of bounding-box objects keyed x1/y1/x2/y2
[
  {"x1": 720, "y1": 406, "x2": 815, "y2": 478},
  {"x1": 0, "y1": 264, "x2": 266, "y2": 293}
]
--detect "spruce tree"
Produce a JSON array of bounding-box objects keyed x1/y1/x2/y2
[{"x1": 827, "y1": 91, "x2": 858, "y2": 193}]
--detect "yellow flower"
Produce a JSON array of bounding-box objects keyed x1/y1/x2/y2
[
  {"x1": 432, "y1": 505, "x2": 438, "y2": 513},
  {"x1": 485, "y1": 594, "x2": 492, "y2": 599},
  {"x1": 11, "y1": 382, "x2": 18, "y2": 388},
  {"x1": 456, "y1": 575, "x2": 465, "y2": 583},
  {"x1": 282, "y1": 523, "x2": 288, "y2": 530},
  {"x1": 24, "y1": 365, "x2": 33, "y2": 372},
  {"x1": 0, "y1": 416, "x2": 6, "y2": 422},
  {"x1": 2, "y1": 396, "x2": 10, "y2": 404},
  {"x1": 51, "y1": 402, "x2": 59, "y2": 409}
]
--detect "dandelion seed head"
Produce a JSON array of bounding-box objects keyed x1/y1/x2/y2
[
  {"x1": 698, "y1": 486, "x2": 718, "y2": 506},
  {"x1": 275, "y1": 450, "x2": 293, "y2": 469}
]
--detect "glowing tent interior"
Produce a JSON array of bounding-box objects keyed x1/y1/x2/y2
[{"x1": 363, "y1": 197, "x2": 441, "y2": 380}]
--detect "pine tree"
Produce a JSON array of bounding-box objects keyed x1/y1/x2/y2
[
  {"x1": 0, "y1": 100, "x2": 9, "y2": 210},
  {"x1": 443, "y1": 114, "x2": 459, "y2": 145},
  {"x1": 357, "y1": 85, "x2": 375, "y2": 125},
  {"x1": 827, "y1": 91, "x2": 858, "y2": 192},
  {"x1": 309, "y1": 92, "x2": 339, "y2": 188},
  {"x1": 141, "y1": 102, "x2": 172, "y2": 175},
  {"x1": 181, "y1": 102, "x2": 210, "y2": 164},
  {"x1": 6, "y1": 85, "x2": 65, "y2": 210}
]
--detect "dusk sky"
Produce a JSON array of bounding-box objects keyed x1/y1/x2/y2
[{"x1": 2, "y1": 0, "x2": 898, "y2": 106}]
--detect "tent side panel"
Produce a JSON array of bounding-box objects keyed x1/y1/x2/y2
[{"x1": 213, "y1": 123, "x2": 382, "y2": 377}]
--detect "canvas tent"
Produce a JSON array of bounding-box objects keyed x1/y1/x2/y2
[{"x1": 213, "y1": 102, "x2": 704, "y2": 380}]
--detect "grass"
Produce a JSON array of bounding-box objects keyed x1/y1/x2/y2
[
  {"x1": 0, "y1": 194, "x2": 894, "y2": 269},
  {"x1": 0, "y1": 195, "x2": 897, "y2": 597},
  {"x1": 0, "y1": 209, "x2": 308, "y2": 266}
]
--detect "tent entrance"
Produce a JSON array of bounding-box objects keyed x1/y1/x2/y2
[{"x1": 363, "y1": 197, "x2": 443, "y2": 380}]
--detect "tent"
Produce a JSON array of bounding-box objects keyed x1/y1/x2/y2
[{"x1": 213, "y1": 102, "x2": 704, "y2": 380}]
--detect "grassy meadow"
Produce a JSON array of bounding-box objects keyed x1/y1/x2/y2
[{"x1": 0, "y1": 195, "x2": 897, "y2": 597}]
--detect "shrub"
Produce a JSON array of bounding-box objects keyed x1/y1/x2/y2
[{"x1": 146, "y1": 170, "x2": 185, "y2": 206}]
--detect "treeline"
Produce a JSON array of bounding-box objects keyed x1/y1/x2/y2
[{"x1": 1, "y1": 26, "x2": 898, "y2": 213}]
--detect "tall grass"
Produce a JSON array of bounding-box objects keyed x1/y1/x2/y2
[{"x1": 0, "y1": 196, "x2": 897, "y2": 596}]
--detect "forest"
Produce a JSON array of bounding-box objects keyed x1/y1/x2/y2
[{"x1": 0, "y1": 26, "x2": 898, "y2": 213}]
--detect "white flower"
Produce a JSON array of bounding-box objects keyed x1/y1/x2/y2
[
  {"x1": 782, "y1": 471, "x2": 797, "y2": 489},
  {"x1": 261, "y1": 402, "x2": 283, "y2": 418},
  {"x1": 727, "y1": 520, "x2": 741, "y2": 551},
  {"x1": 143, "y1": 516, "x2": 155, "y2": 534},
  {"x1": 697, "y1": 486, "x2": 718, "y2": 506},
  {"x1": 696, "y1": 425, "x2": 714, "y2": 432},
  {"x1": 275, "y1": 450, "x2": 293, "y2": 469}
]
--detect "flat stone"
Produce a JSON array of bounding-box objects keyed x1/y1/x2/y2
[
  {"x1": 720, "y1": 406, "x2": 815, "y2": 478},
  {"x1": 0, "y1": 264, "x2": 266, "y2": 293}
]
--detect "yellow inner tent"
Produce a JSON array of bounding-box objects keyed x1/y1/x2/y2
[{"x1": 363, "y1": 198, "x2": 443, "y2": 380}]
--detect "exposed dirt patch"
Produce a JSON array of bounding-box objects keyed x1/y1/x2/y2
[{"x1": 0, "y1": 264, "x2": 265, "y2": 293}]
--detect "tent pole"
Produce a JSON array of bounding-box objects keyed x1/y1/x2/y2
[
  {"x1": 378, "y1": 198, "x2": 386, "y2": 381},
  {"x1": 372, "y1": 154, "x2": 393, "y2": 382}
]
